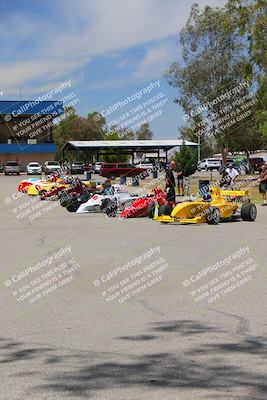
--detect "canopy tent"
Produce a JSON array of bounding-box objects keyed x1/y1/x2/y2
[{"x1": 62, "y1": 139, "x2": 199, "y2": 162}]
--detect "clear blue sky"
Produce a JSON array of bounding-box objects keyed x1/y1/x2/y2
[{"x1": 0, "y1": 0, "x2": 226, "y2": 139}]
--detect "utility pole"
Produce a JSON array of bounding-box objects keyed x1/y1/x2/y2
[{"x1": 198, "y1": 134, "x2": 201, "y2": 162}]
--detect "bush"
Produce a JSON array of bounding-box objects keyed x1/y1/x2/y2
[{"x1": 173, "y1": 142, "x2": 197, "y2": 177}]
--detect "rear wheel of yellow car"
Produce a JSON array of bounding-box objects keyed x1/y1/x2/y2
[
  {"x1": 206, "y1": 206, "x2": 220, "y2": 225},
  {"x1": 241, "y1": 203, "x2": 257, "y2": 221}
]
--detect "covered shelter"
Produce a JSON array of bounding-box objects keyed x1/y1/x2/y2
[{"x1": 62, "y1": 139, "x2": 199, "y2": 163}]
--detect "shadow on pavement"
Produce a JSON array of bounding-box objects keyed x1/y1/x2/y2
[{"x1": 0, "y1": 318, "x2": 266, "y2": 399}]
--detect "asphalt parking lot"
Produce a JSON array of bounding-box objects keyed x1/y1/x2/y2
[{"x1": 0, "y1": 175, "x2": 266, "y2": 400}]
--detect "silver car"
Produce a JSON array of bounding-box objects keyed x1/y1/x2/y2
[{"x1": 4, "y1": 161, "x2": 21, "y2": 175}]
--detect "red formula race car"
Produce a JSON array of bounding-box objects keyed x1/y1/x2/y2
[{"x1": 120, "y1": 187, "x2": 171, "y2": 218}]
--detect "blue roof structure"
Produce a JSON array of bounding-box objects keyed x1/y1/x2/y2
[
  {"x1": 0, "y1": 143, "x2": 56, "y2": 153},
  {"x1": 0, "y1": 101, "x2": 63, "y2": 116}
]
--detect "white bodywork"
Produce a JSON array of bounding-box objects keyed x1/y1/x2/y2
[{"x1": 76, "y1": 185, "x2": 139, "y2": 213}]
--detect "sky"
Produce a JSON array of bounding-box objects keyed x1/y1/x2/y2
[{"x1": 0, "y1": 0, "x2": 227, "y2": 139}]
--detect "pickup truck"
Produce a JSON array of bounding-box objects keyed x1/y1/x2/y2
[{"x1": 100, "y1": 163, "x2": 148, "y2": 180}]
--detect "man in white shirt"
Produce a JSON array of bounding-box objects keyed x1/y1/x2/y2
[{"x1": 225, "y1": 164, "x2": 239, "y2": 189}]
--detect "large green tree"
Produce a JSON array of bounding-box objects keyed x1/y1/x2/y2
[
  {"x1": 227, "y1": 0, "x2": 267, "y2": 73},
  {"x1": 173, "y1": 142, "x2": 198, "y2": 177},
  {"x1": 165, "y1": 3, "x2": 261, "y2": 161},
  {"x1": 227, "y1": 0, "x2": 267, "y2": 146}
]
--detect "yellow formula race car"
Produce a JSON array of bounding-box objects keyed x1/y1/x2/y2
[
  {"x1": 157, "y1": 187, "x2": 257, "y2": 225},
  {"x1": 27, "y1": 178, "x2": 66, "y2": 196},
  {"x1": 27, "y1": 178, "x2": 94, "y2": 196}
]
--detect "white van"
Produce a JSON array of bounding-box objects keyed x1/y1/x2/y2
[{"x1": 197, "y1": 158, "x2": 221, "y2": 171}]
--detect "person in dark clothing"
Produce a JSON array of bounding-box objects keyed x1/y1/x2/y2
[
  {"x1": 165, "y1": 160, "x2": 176, "y2": 206},
  {"x1": 177, "y1": 163, "x2": 184, "y2": 196}
]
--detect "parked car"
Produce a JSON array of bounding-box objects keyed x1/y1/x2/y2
[
  {"x1": 100, "y1": 163, "x2": 148, "y2": 180},
  {"x1": 197, "y1": 158, "x2": 221, "y2": 171},
  {"x1": 69, "y1": 162, "x2": 85, "y2": 174},
  {"x1": 91, "y1": 162, "x2": 103, "y2": 174},
  {"x1": 134, "y1": 161, "x2": 155, "y2": 169},
  {"x1": 26, "y1": 162, "x2": 42, "y2": 175},
  {"x1": 4, "y1": 161, "x2": 21, "y2": 175},
  {"x1": 44, "y1": 161, "x2": 61, "y2": 174}
]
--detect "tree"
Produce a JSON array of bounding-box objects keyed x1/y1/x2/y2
[
  {"x1": 87, "y1": 112, "x2": 107, "y2": 140},
  {"x1": 136, "y1": 123, "x2": 153, "y2": 140},
  {"x1": 165, "y1": 3, "x2": 253, "y2": 162},
  {"x1": 227, "y1": 0, "x2": 267, "y2": 73},
  {"x1": 103, "y1": 131, "x2": 129, "y2": 162},
  {"x1": 227, "y1": 0, "x2": 267, "y2": 147},
  {"x1": 179, "y1": 125, "x2": 214, "y2": 159},
  {"x1": 173, "y1": 142, "x2": 198, "y2": 177},
  {"x1": 53, "y1": 109, "x2": 107, "y2": 160}
]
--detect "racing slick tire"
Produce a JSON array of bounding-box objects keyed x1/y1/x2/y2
[
  {"x1": 147, "y1": 201, "x2": 156, "y2": 218},
  {"x1": 158, "y1": 204, "x2": 172, "y2": 216},
  {"x1": 66, "y1": 197, "x2": 80, "y2": 212},
  {"x1": 80, "y1": 191, "x2": 91, "y2": 203},
  {"x1": 100, "y1": 198, "x2": 117, "y2": 217},
  {"x1": 59, "y1": 191, "x2": 71, "y2": 207},
  {"x1": 206, "y1": 206, "x2": 220, "y2": 225},
  {"x1": 39, "y1": 190, "x2": 47, "y2": 199},
  {"x1": 241, "y1": 203, "x2": 257, "y2": 221}
]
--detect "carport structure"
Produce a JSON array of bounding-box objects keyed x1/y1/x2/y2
[{"x1": 62, "y1": 140, "x2": 199, "y2": 163}]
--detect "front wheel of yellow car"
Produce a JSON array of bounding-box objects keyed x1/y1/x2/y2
[
  {"x1": 206, "y1": 206, "x2": 220, "y2": 225},
  {"x1": 241, "y1": 203, "x2": 257, "y2": 221},
  {"x1": 158, "y1": 204, "x2": 172, "y2": 216}
]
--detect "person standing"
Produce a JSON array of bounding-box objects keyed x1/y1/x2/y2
[
  {"x1": 165, "y1": 160, "x2": 176, "y2": 207},
  {"x1": 219, "y1": 168, "x2": 232, "y2": 190},
  {"x1": 258, "y1": 164, "x2": 267, "y2": 206},
  {"x1": 177, "y1": 163, "x2": 184, "y2": 196},
  {"x1": 225, "y1": 164, "x2": 239, "y2": 189}
]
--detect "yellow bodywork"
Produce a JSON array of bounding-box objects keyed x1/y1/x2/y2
[
  {"x1": 27, "y1": 182, "x2": 63, "y2": 196},
  {"x1": 27, "y1": 180, "x2": 95, "y2": 196},
  {"x1": 157, "y1": 187, "x2": 249, "y2": 224}
]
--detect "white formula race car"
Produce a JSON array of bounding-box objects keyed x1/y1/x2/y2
[{"x1": 68, "y1": 185, "x2": 140, "y2": 217}]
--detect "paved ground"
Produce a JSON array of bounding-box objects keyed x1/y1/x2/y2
[{"x1": 0, "y1": 175, "x2": 266, "y2": 400}]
